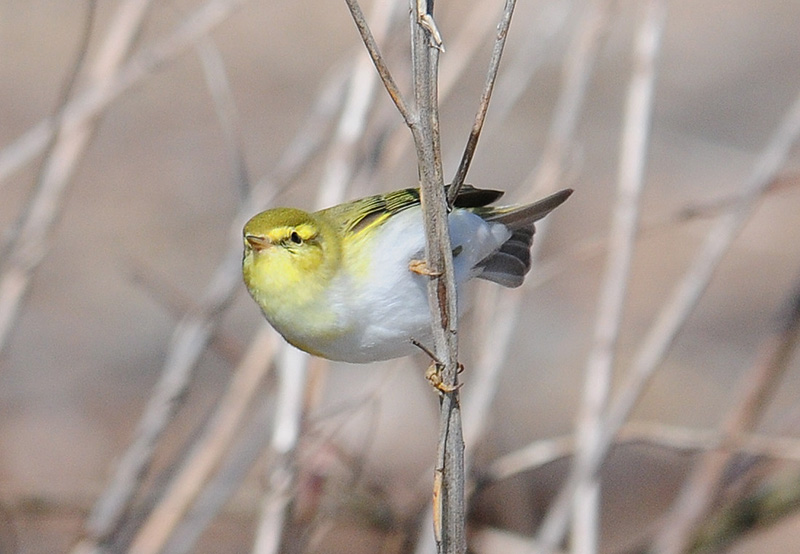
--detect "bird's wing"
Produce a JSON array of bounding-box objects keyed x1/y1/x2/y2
[{"x1": 319, "y1": 185, "x2": 505, "y2": 236}]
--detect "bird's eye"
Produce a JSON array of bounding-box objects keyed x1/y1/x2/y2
[{"x1": 290, "y1": 231, "x2": 302, "y2": 244}]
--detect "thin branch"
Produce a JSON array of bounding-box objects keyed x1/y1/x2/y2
[
  {"x1": 196, "y1": 37, "x2": 252, "y2": 201},
  {"x1": 534, "y1": 87, "x2": 800, "y2": 554},
  {"x1": 570, "y1": 2, "x2": 665, "y2": 552},
  {"x1": 252, "y1": 345, "x2": 309, "y2": 554},
  {"x1": 447, "y1": 0, "x2": 516, "y2": 204},
  {"x1": 343, "y1": 0, "x2": 416, "y2": 129},
  {"x1": 652, "y1": 277, "x2": 800, "y2": 554},
  {"x1": 408, "y1": 0, "x2": 467, "y2": 551}
]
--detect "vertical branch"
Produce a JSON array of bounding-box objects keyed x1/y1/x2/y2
[
  {"x1": 409, "y1": 1, "x2": 465, "y2": 553},
  {"x1": 252, "y1": 345, "x2": 309, "y2": 554},
  {"x1": 570, "y1": 2, "x2": 665, "y2": 553}
]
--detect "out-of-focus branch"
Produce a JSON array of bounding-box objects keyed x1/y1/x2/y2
[
  {"x1": 652, "y1": 278, "x2": 800, "y2": 554},
  {"x1": 534, "y1": 88, "x2": 800, "y2": 554},
  {"x1": 252, "y1": 345, "x2": 309, "y2": 554},
  {"x1": 482, "y1": 422, "x2": 800, "y2": 488},
  {"x1": 570, "y1": 2, "x2": 665, "y2": 552}
]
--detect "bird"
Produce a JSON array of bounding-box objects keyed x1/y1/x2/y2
[{"x1": 242, "y1": 185, "x2": 571, "y2": 363}]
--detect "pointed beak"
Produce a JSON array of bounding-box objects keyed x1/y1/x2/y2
[{"x1": 245, "y1": 234, "x2": 271, "y2": 252}]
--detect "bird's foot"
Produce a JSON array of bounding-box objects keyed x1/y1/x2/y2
[{"x1": 408, "y1": 259, "x2": 442, "y2": 277}]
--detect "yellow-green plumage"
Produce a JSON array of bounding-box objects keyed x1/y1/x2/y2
[{"x1": 242, "y1": 186, "x2": 571, "y2": 362}]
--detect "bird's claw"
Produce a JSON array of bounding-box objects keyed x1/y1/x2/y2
[
  {"x1": 409, "y1": 259, "x2": 442, "y2": 277},
  {"x1": 425, "y1": 363, "x2": 462, "y2": 394}
]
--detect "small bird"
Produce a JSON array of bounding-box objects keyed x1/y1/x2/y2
[{"x1": 242, "y1": 186, "x2": 571, "y2": 363}]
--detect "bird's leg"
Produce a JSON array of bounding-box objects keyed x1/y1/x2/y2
[{"x1": 411, "y1": 339, "x2": 462, "y2": 394}]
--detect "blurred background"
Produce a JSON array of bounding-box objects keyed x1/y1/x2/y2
[{"x1": 1, "y1": 0, "x2": 800, "y2": 552}]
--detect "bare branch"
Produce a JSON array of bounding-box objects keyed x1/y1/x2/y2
[
  {"x1": 196, "y1": 37, "x2": 252, "y2": 201},
  {"x1": 252, "y1": 345, "x2": 310, "y2": 554},
  {"x1": 0, "y1": 0, "x2": 153, "y2": 357},
  {"x1": 529, "y1": 0, "x2": 612, "y2": 195},
  {"x1": 343, "y1": 0, "x2": 416, "y2": 128}
]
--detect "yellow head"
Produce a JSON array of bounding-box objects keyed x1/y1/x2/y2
[{"x1": 242, "y1": 208, "x2": 341, "y2": 327}]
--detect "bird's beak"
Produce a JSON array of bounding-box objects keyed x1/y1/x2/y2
[{"x1": 245, "y1": 234, "x2": 271, "y2": 252}]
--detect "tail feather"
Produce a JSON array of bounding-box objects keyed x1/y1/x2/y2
[
  {"x1": 483, "y1": 188, "x2": 573, "y2": 229},
  {"x1": 476, "y1": 189, "x2": 572, "y2": 288}
]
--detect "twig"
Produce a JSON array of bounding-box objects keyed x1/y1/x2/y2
[
  {"x1": 407, "y1": 0, "x2": 468, "y2": 552},
  {"x1": 382, "y1": 0, "x2": 517, "y2": 172},
  {"x1": 126, "y1": 325, "x2": 278, "y2": 554},
  {"x1": 447, "y1": 0, "x2": 516, "y2": 204},
  {"x1": 534, "y1": 88, "x2": 800, "y2": 553},
  {"x1": 570, "y1": 2, "x2": 665, "y2": 552},
  {"x1": 343, "y1": 0, "x2": 415, "y2": 129},
  {"x1": 652, "y1": 278, "x2": 800, "y2": 553}
]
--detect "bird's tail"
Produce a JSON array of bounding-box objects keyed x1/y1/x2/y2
[{"x1": 477, "y1": 188, "x2": 572, "y2": 288}]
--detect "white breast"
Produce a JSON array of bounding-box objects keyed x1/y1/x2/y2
[{"x1": 319, "y1": 207, "x2": 510, "y2": 362}]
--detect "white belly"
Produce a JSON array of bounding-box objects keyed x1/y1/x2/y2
[{"x1": 313, "y1": 208, "x2": 510, "y2": 363}]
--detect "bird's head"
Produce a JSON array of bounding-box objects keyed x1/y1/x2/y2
[{"x1": 242, "y1": 208, "x2": 341, "y2": 304}]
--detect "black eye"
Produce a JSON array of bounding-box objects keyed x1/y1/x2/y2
[{"x1": 290, "y1": 231, "x2": 302, "y2": 244}]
